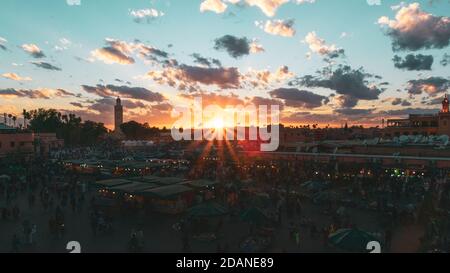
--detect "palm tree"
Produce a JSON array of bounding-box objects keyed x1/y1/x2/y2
[{"x1": 23, "y1": 109, "x2": 27, "y2": 128}]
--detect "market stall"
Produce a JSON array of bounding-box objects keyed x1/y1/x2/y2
[
  {"x1": 183, "y1": 179, "x2": 219, "y2": 203},
  {"x1": 139, "y1": 184, "x2": 194, "y2": 214}
]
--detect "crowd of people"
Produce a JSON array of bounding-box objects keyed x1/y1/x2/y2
[{"x1": 2, "y1": 143, "x2": 450, "y2": 253}]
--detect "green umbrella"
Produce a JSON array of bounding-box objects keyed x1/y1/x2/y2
[
  {"x1": 240, "y1": 207, "x2": 269, "y2": 225},
  {"x1": 187, "y1": 202, "x2": 228, "y2": 218},
  {"x1": 328, "y1": 228, "x2": 379, "y2": 252},
  {"x1": 0, "y1": 174, "x2": 11, "y2": 181}
]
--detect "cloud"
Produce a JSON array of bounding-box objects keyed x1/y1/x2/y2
[
  {"x1": 0, "y1": 37, "x2": 7, "y2": 50},
  {"x1": 295, "y1": 0, "x2": 316, "y2": 4},
  {"x1": 147, "y1": 64, "x2": 241, "y2": 90},
  {"x1": 91, "y1": 43, "x2": 135, "y2": 65},
  {"x1": 89, "y1": 98, "x2": 147, "y2": 113},
  {"x1": 130, "y1": 8, "x2": 164, "y2": 23},
  {"x1": 81, "y1": 84, "x2": 165, "y2": 102},
  {"x1": 335, "y1": 95, "x2": 359, "y2": 108},
  {"x1": 22, "y1": 44, "x2": 45, "y2": 58},
  {"x1": 245, "y1": 65, "x2": 294, "y2": 88},
  {"x1": 0, "y1": 88, "x2": 74, "y2": 99},
  {"x1": 390, "y1": 97, "x2": 412, "y2": 106},
  {"x1": 380, "y1": 107, "x2": 439, "y2": 116},
  {"x1": 256, "y1": 19, "x2": 296, "y2": 37},
  {"x1": 269, "y1": 88, "x2": 329, "y2": 108},
  {"x1": 179, "y1": 92, "x2": 245, "y2": 108},
  {"x1": 246, "y1": 0, "x2": 289, "y2": 17},
  {"x1": 2, "y1": 73, "x2": 32, "y2": 81},
  {"x1": 214, "y1": 35, "x2": 250, "y2": 58},
  {"x1": 441, "y1": 53, "x2": 450, "y2": 66},
  {"x1": 293, "y1": 65, "x2": 384, "y2": 107},
  {"x1": 191, "y1": 53, "x2": 222, "y2": 67},
  {"x1": 334, "y1": 108, "x2": 373, "y2": 116},
  {"x1": 367, "y1": 0, "x2": 381, "y2": 6},
  {"x1": 248, "y1": 96, "x2": 284, "y2": 110},
  {"x1": 91, "y1": 38, "x2": 168, "y2": 65},
  {"x1": 378, "y1": 3, "x2": 450, "y2": 51},
  {"x1": 137, "y1": 43, "x2": 169, "y2": 60},
  {"x1": 151, "y1": 102, "x2": 173, "y2": 112},
  {"x1": 393, "y1": 54, "x2": 433, "y2": 70},
  {"x1": 31, "y1": 61, "x2": 62, "y2": 71},
  {"x1": 70, "y1": 102, "x2": 84, "y2": 108},
  {"x1": 406, "y1": 77, "x2": 450, "y2": 95},
  {"x1": 66, "y1": 0, "x2": 81, "y2": 5},
  {"x1": 200, "y1": 0, "x2": 228, "y2": 13},
  {"x1": 54, "y1": 38, "x2": 72, "y2": 51},
  {"x1": 182, "y1": 65, "x2": 241, "y2": 89},
  {"x1": 304, "y1": 31, "x2": 345, "y2": 59},
  {"x1": 249, "y1": 40, "x2": 265, "y2": 53}
]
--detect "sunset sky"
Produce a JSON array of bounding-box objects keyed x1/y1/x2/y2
[{"x1": 1, "y1": 0, "x2": 450, "y2": 129}]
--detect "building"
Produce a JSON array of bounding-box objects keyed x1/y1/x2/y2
[
  {"x1": 114, "y1": 97, "x2": 123, "y2": 132},
  {"x1": 0, "y1": 123, "x2": 64, "y2": 158},
  {"x1": 0, "y1": 124, "x2": 34, "y2": 158},
  {"x1": 34, "y1": 133, "x2": 65, "y2": 156},
  {"x1": 384, "y1": 95, "x2": 450, "y2": 137}
]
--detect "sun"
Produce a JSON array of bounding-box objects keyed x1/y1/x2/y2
[{"x1": 211, "y1": 117, "x2": 225, "y2": 130}]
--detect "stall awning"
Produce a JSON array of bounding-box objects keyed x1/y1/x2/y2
[
  {"x1": 108, "y1": 181, "x2": 160, "y2": 193},
  {"x1": 96, "y1": 179, "x2": 133, "y2": 188},
  {"x1": 140, "y1": 184, "x2": 192, "y2": 198},
  {"x1": 129, "y1": 175, "x2": 161, "y2": 183},
  {"x1": 153, "y1": 177, "x2": 186, "y2": 186},
  {"x1": 183, "y1": 179, "x2": 219, "y2": 189}
]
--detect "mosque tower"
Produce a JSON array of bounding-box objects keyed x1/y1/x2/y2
[{"x1": 114, "y1": 97, "x2": 123, "y2": 132}]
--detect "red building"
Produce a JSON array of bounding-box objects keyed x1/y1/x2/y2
[{"x1": 384, "y1": 95, "x2": 450, "y2": 137}]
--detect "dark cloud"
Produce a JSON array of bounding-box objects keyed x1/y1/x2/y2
[
  {"x1": 0, "y1": 88, "x2": 74, "y2": 99},
  {"x1": 151, "y1": 102, "x2": 173, "y2": 112},
  {"x1": 177, "y1": 65, "x2": 240, "y2": 89},
  {"x1": 70, "y1": 102, "x2": 84, "y2": 108},
  {"x1": 335, "y1": 95, "x2": 358, "y2": 108},
  {"x1": 283, "y1": 112, "x2": 337, "y2": 124},
  {"x1": 138, "y1": 44, "x2": 169, "y2": 60},
  {"x1": 380, "y1": 107, "x2": 440, "y2": 116},
  {"x1": 269, "y1": 88, "x2": 329, "y2": 109},
  {"x1": 391, "y1": 97, "x2": 412, "y2": 106},
  {"x1": 31, "y1": 61, "x2": 62, "y2": 71},
  {"x1": 406, "y1": 77, "x2": 450, "y2": 95},
  {"x1": 379, "y1": 4, "x2": 450, "y2": 51},
  {"x1": 292, "y1": 65, "x2": 383, "y2": 107},
  {"x1": 424, "y1": 96, "x2": 445, "y2": 105},
  {"x1": 55, "y1": 88, "x2": 75, "y2": 97},
  {"x1": 441, "y1": 53, "x2": 450, "y2": 66},
  {"x1": 89, "y1": 98, "x2": 146, "y2": 113},
  {"x1": 214, "y1": 35, "x2": 250, "y2": 59},
  {"x1": 249, "y1": 96, "x2": 284, "y2": 110},
  {"x1": 334, "y1": 108, "x2": 373, "y2": 116},
  {"x1": 0, "y1": 88, "x2": 48, "y2": 99},
  {"x1": 81, "y1": 84, "x2": 165, "y2": 102},
  {"x1": 191, "y1": 53, "x2": 222, "y2": 67},
  {"x1": 393, "y1": 54, "x2": 433, "y2": 70}
]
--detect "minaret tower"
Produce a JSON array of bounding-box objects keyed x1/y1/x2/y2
[
  {"x1": 442, "y1": 94, "x2": 449, "y2": 113},
  {"x1": 114, "y1": 97, "x2": 123, "y2": 132}
]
